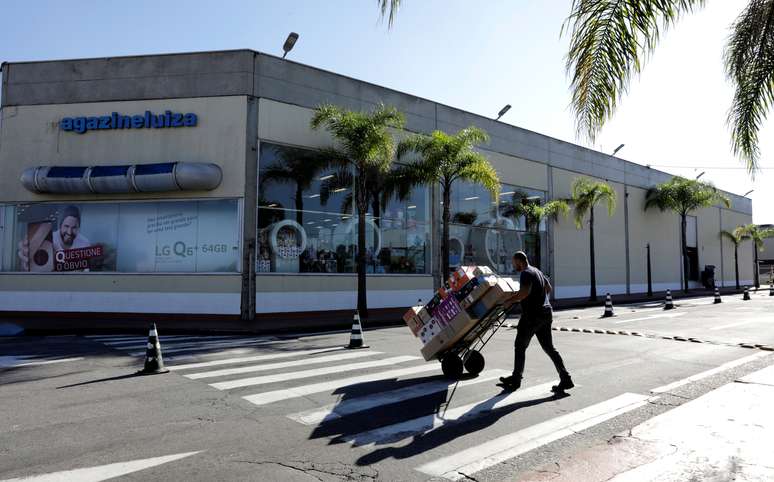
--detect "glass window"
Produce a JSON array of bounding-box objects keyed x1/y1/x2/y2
[
  {"x1": 257, "y1": 142, "x2": 431, "y2": 274},
  {"x1": 3, "y1": 199, "x2": 240, "y2": 273},
  {"x1": 447, "y1": 181, "x2": 547, "y2": 276}
]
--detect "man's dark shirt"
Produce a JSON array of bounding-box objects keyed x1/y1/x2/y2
[{"x1": 519, "y1": 265, "x2": 552, "y2": 319}]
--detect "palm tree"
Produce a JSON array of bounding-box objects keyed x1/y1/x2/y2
[
  {"x1": 645, "y1": 177, "x2": 730, "y2": 293},
  {"x1": 741, "y1": 223, "x2": 774, "y2": 288},
  {"x1": 505, "y1": 198, "x2": 570, "y2": 271},
  {"x1": 394, "y1": 127, "x2": 500, "y2": 279},
  {"x1": 259, "y1": 147, "x2": 337, "y2": 225},
  {"x1": 721, "y1": 226, "x2": 750, "y2": 290},
  {"x1": 377, "y1": 1, "x2": 773, "y2": 174},
  {"x1": 570, "y1": 177, "x2": 616, "y2": 301},
  {"x1": 563, "y1": 0, "x2": 774, "y2": 174},
  {"x1": 311, "y1": 103, "x2": 405, "y2": 320}
]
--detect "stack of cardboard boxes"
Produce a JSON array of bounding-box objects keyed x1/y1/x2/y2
[{"x1": 402, "y1": 266, "x2": 520, "y2": 361}]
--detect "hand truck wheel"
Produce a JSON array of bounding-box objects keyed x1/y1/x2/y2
[
  {"x1": 463, "y1": 350, "x2": 485, "y2": 375},
  {"x1": 440, "y1": 354, "x2": 464, "y2": 379}
]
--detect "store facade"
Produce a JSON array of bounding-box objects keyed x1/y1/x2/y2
[{"x1": 0, "y1": 50, "x2": 755, "y2": 323}]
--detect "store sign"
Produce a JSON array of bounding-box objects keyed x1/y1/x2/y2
[{"x1": 60, "y1": 111, "x2": 198, "y2": 134}]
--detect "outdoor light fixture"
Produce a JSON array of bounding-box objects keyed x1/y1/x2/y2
[
  {"x1": 282, "y1": 32, "x2": 299, "y2": 58},
  {"x1": 695, "y1": 171, "x2": 706, "y2": 180},
  {"x1": 611, "y1": 144, "x2": 625, "y2": 156},
  {"x1": 744, "y1": 189, "x2": 754, "y2": 197},
  {"x1": 496, "y1": 104, "x2": 511, "y2": 120}
]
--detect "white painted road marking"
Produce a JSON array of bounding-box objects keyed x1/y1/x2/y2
[
  {"x1": 342, "y1": 381, "x2": 559, "y2": 447},
  {"x1": 185, "y1": 350, "x2": 382, "y2": 379},
  {"x1": 0, "y1": 451, "x2": 201, "y2": 482},
  {"x1": 0, "y1": 356, "x2": 85, "y2": 368},
  {"x1": 168, "y1": 347, "x2": 347, "y2": 371},
  {"x1": 415, "y1": 393, "x2": 652, "y2": 480},
  {"x1": 243, "y1": 364, "x2": 440, "y2": 406},
  {"x1": 709, "y1": 318, "x2": 771, "y2": 331},
  {"x1": 211, "y1": 355, "x2": 420, "y2": 390},
  {"x1": 650, "y1": 351, "x2": 772, "y2": 394},
  {"x1": 126, "y1": 338, "x2": 286, "y2": 357},
  {"x1": 287, "y1": 369, "x2": 511, "y2": 426},
  {"x1": 613, "y1": 312, "x2": 685, "y2": 324}
]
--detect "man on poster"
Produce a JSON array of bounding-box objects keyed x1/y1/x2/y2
[{"x1": 18, "y1": 206, "x2": 93, "y2": 271}]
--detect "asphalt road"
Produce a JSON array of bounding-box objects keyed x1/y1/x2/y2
[{"x1": 1, "y1": 291, "x2": 773, "y2": 481}]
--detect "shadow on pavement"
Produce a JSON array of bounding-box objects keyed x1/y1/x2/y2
[{"x1": 57, "y1": 372, "x2": 142, "y2": 389}]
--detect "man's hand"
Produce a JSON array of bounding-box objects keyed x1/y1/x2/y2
[{"x1": 17, "y1": 239, "x2": 30, "y2": 271}]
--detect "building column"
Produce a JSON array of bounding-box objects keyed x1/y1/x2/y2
[{"x1": 241, "y1": 97, "x2": 259, "y2": 320}]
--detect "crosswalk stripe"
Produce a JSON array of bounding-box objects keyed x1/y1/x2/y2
[
  {"x1": 126, "y1": 338, "x2": 285, "y2": 357},
  {"x1": 0, "y1": 356, "x2": 85, "y2": 368},
  {"x1": 184, "y1": 351, "x2": 382, "y2": 379},
  {"x1": 103, "y1": 335, "x2": 241, "y2": 346},
  {"x1": 116, "y1": 336, "x2": 275, "y2": 351},
  {"x1": 86, "y1": 335, "x2": 190, "y2": 341},
  {"x1": 650, "y1": 351, "x2": 772, "y2": 394},
  {"x1": 243, "y1": 364, "x2": 440, "y2": 406},
  {"x1": 415, "y1": 392, "x2": 652, "y2": 480},
  {"x1": 342, "y1": 380, "x2": 559, "y2": 447},
  {"x1": 210, "y1": 355, "x2": 420, "y2": 390},
  {"x1": 168, "y1": 347, "x2": 348, "y2": 371},
  {"x1": 286, "y1": 369, "x2": 511, "y2": 426}
]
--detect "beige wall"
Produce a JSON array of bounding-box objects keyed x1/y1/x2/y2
[
  {"x1": 550, "y1": 169, "x2": 628, "y2": 297},
  {"x1": 627, "y1": 185, "x2": 682, "y2": 291},
  {"x1": 721, "y1": 209, "x2": 755, "y2": 286},
  {"x1": 0, "y1": 96, "x2": 248, "y2": 202}
]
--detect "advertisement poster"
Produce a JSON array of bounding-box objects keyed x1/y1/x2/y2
[{"x1": 11, "y1": 200, "x2": 239, "y2": 273}]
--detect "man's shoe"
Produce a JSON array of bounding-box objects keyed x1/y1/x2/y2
[
  {"x1": 498, "y1": 375, "x2": 521, "y2": 390},
  {"x1": 552, "y1": 376, "x2": 574, "y2": 393}
]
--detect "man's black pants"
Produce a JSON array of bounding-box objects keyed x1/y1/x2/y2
[{"x1": 513, "y1": 310, "x2": 570, "y2": 381}]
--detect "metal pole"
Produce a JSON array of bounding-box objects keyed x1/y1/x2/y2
[{"x1": 647, "y1": 243, "x2": 653, "y2": 297}]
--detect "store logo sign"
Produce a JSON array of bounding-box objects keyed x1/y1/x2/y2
[{"x1": 60, "y1": 111, "x2": 198, "y2": 134}]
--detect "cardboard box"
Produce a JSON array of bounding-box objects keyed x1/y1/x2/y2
[
  {"x1": 433, "y1": 296, "x2": 462, "y2": 326},
  {"x1": 419, "y1": 317, "x2": 445, "y2": 345},
  {"x1": 420, "y1": 323, "x2": 456, "y2": 360},
  {"x1": 476, "y1": 277, "x2": 519, "y2": 311},
  {"x1": 448, "y1": 265, "x2": 494, "y2": 291},
  {"x1": 459, "y1": 275, "x2": 498, "y2": 309}
]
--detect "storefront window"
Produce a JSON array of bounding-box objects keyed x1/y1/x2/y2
[
  {"x1": 257, "y1": 142, "x2": 430, "y2": 274},
  {"x1": 1, "y1": 199, "x2": 240, "y2": 273},
  {"x1": 447, "y1": 181, "x2": 547, "y2": 275}
]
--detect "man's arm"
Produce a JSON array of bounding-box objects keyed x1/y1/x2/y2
[
  {"x1": 508, "y1": 280, "x2": 531, "y2": 304},
  {"x1": 544, "y1": 277, "x2": 552, "y2": 295}
]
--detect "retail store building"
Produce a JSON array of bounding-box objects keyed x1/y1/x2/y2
[{"x1": 0, "y1": 50, "x2": 755, "y2": 326}]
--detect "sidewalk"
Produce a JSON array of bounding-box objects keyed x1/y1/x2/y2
[{"x1": 520, "y1": 364, "x2": 774, "y2": 481}]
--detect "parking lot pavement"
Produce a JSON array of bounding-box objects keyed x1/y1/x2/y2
[
  {"x1": 551, "y1": 290, "x2": 774, "y2": 349},
  {"x1": 3, "y1": 317, "x2": 774, "y2": 481}
]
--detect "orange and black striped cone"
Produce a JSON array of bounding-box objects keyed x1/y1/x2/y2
[
  {"x1": 769, "y1": 284, "x2": 773, "y2": 297},
  {"x1": 714, "y1": 287, "x2": 722, "y2": 304},
  {"x1": 138, "y1": 323, "x2": 169, "y2": 375},
  {"x1": 346, "y1": 312, "x2": 369, "y2": 349}
]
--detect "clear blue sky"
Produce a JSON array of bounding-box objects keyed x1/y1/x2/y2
[{"x1": 1, "y1": 0, "x2": 770, "y2": 222}]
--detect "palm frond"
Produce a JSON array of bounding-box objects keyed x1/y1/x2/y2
[
  {"x1": 543, "y1": 200, "x2": 571, "y2": 221},
  {"x1": 570, "y1": 177, "x2": 617, "y2": 228},
  {"x1": 455, "y1": 153, "x2": 500, "y2": 198},
  {"x1": 724, "y1": 0, "x2": 774, "y2": 176},
  {"x1": 645, "y1": 177, "x2": 729, "y2": 214},
  {"x1": 377, "y1": 0, "x2": 401, "y2": 28},
  {"x1": 721, "y1": 229, "x2": 742, "y2": 245},
  {"x1": 564, "y1": 0, "x2": 705, "y2": 142}
]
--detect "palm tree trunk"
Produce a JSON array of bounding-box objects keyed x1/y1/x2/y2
[
  {"x1": 734, "y1": 244, "x2": 740, "y2": 290},
  {"x1": 589, "y1": 207, "x2": 597, "y2": 302},
  {"x1": 295, "y1": 187, "x2": 303, "y2": 225},
  {"x1": 442, "y1": 184, "x2": 451, "y2": 279},
  {"x1": 681, "y1": 214, "x2": 689, "y2": 293},
  {"x1": 356, "y1": 175, "x2": 368, "y2": 321},
  {"x1": 754, "y1": 247, "x2": 760, "y2": 289}
]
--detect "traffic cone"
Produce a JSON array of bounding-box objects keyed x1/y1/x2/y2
[
  {"x1": 769, "y1": 284, "x2": 773, "y2": 297},
  {"x1": 664, "y1": 289, "x2": 675, "y2": 310},
  {"x1": 713, "y1": 287, "x2": 722, "y2": 304},
  {"x1": 602, "y1": 293, "x2": 614, "y2": 317},
  {"x1": 743, "y1": 286, "x2": 751, "y2": 301},
  {"x1": 137, "y1": 323, "x2": 169, "y2": 375},
  {"x1": 346, "y1": 312, "x2": 369, "y2": 349}
]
